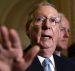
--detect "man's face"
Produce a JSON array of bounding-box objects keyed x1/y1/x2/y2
[
  {"x1": 28, "y1": 5, "x2": 60, "y2": 54},
  {"x1": 57, "y1": 17, "x2": 70, "y2": 49}
]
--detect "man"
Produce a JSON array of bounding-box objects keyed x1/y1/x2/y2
[
  {"x1": 0, "y1": 1, "x2": 75, "y2": 71},
  {"x1": 55, "y1": 13, "x2": 70, "y2": 56},
  {"x1": 24, "y1": 2, "x2": 60, "y2": 71}
]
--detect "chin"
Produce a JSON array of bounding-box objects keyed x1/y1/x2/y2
[
  {"x1": 42, "y1": 48, "x2": 55, "y2": 57},
  {"x1": 61, "y1": 43, "x2": 68, "y2": 48},
  {"x1": 40, "y1": 41, "x2": 54, "y2": 49},
  {"x1": 63, "y1": 47, "x2": 67, "y2": 49},
  {"x1": 40, "y1": 43, "x2": 53, "y2": 49}
]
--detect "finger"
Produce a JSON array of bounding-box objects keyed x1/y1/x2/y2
[
  {"x1": 9, "y1": 29, "x2": 21, "y2": 48},
  {"x1": 37, "y1": 27, "x2": 41, "y2": 43},
  {"x1": 24, "y1": 45, "x2": 40, "y2": 64},
  {"x1": 0, "y1": 44, "x2": 5, "y2": 59},
  {"x1": 0, "y1": 26, "x2": 11, "y2": 49},
  {"x1": 0, "y1": 44, "x2": 2, "y2": 54},
  {"x1": 0, "y1": 44, "x2": 9, "y2": 58}
]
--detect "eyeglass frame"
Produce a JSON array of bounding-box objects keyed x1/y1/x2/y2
[{"x1": 30, "y1": 15, "x2": 61, "y2": 26}]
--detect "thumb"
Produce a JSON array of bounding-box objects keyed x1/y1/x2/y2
[{"x1": 24, "y1": 45, "x2": 40, "y2": 64}]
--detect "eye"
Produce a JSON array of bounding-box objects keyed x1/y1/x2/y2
[
  {"x1": 34, "y1": 16, "x2": 45, "y2": 22},
  {"x1": 48, "y1": 17, "x2": 57, "y2": 25},
  {"x1": 60, "y1": 27, "x2": 65, "y2": 32},
  {"x1": 49, "y1": 17, "x2": 60, "y2": 23},
  {"x1": 49, "y1": 18, "x2": 56, "y2": 23}
]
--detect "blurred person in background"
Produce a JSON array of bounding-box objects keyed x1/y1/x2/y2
[{"x1": 55, "y1": 13, "x2": 70, "y2": 56}]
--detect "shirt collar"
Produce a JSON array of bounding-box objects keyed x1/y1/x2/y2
[{"x1": 37, "y1": 55, "x2": 55, "y2": 67}]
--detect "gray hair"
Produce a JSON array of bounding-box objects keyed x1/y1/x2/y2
[
  {"x1": 25, "y1": 1, "x2": 57, "y2": 32},
  {"x1": 59, "y1": 13, "x2": 69, "y2": 23}
]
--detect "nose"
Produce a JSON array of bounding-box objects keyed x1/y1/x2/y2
[
  {"x1": 64, "y1": 30, "x2": 69, "y2": 38},
  {"x1": 42, "y1": 19, "x2": 51, "y2": 30}
]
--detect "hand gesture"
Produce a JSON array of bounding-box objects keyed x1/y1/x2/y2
[{"x1": 0, "y1": 26, "x2": 40, "y2": 71}]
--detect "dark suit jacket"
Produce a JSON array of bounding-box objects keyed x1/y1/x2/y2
[
  {"x1": 24, "y1": 45, "x2": 75, "y2": 71},
  {"x1": 25, "y1": 54, "x2": 75, "y2": 71}
]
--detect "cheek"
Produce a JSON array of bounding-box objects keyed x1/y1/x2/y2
[
  {"x1": 28, "y1": 24, "x2": 41, "y2": 38},
  {"x1": 52, "y1": 26, "x2": 60, "y2": 46},
  {"x1": 59, "y1": 33, "x2": 65, "y2": 41},
  {"x1": 32, "y1": 26, "x2": 40, "y2": 33},
  {"x1": 53, "y1": 27, "x2": 59, "y2": 39},
  {"x1": 30, "y1": 24, "x2": 41, "y2": 32},
  {"x1": 60, "y1": 32, "x2": 64, "y2": 37}
]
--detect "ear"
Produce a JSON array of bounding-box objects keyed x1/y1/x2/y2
[
  {"x1": 25, "y1": 20, "x2": 31, "y2": 38},
  {"x1": 26, "y1": 27, "x2": 30, "y2": 38}
]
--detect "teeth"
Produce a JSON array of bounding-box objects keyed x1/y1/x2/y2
[
  {"x1": 42, "y1": 35, "x2": 52, "y2": 38},
  {"x1": 42, "y1": 36, "x2": 52, "y2": 40},
  {"x1": 41, "y1": 30, "x2": 53, "y2": 39},
  {"x1": 42, "y1": 37, "x2": 50, "y2": 39}
]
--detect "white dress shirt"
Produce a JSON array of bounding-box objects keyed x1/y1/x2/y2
[
  {"x1": 54, "y1": 51, "x2": 61, "y2": 57},
  {"x1": 37, "y1": 55, "x2": 55, "y2": 71}
]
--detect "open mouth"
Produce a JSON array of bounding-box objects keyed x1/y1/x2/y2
[
  {"x1": 41, "y1": 30, "x2": 53, "y2": 39},
  {"x1": 41, "y1": 35, "x2": 52, "y2": 39}
]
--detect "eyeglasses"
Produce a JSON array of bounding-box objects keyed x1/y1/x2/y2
[{"x1": 32, "y1": 15, "x2": 61, "y2": 26}]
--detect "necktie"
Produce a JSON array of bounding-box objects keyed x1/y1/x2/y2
[{"x1": 42, "y1": 58, "x2": 51, "y2": 71}]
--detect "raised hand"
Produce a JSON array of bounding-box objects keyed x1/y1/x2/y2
[
  {"x1": 0, "y1": 26, "x2": 23, "y2": 60},
  {"x1": 0, "y1": 26, "x2": 40, "y2": 71}
]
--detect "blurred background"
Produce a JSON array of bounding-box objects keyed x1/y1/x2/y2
[{"x1": 0, "y1": 0, "x2": 75, "y2": 55}]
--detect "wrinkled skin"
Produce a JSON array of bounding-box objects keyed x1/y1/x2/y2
[{"x1": 27, "y1": 5, "x2": 60, "y2": 58}]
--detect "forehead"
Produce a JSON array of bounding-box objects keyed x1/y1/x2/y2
[
  {"x1": 61, "y1": 16, "x2": 70, "y2": 28},
  {"x1": 33, "y1": 5, "x2": 59, "y2": 17}
]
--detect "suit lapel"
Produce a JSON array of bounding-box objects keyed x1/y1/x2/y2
[
  {"x1": 27, "y1": 55, "x2": 63, "y2": 71},
  {"x1": 53, "y1": 54, "x2": 63, "y2": 71},
  {"x1": 26, "y1": 56, "x2": 43, "y2": 71}
]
